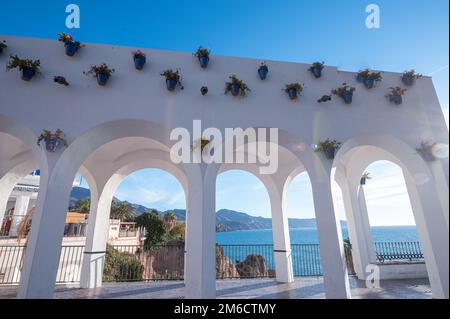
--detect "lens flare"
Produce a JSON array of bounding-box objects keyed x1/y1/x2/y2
[{"x1": 431, "y1": 143, "x2": 449, "y2": 159}]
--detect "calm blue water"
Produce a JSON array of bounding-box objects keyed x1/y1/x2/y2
[
  {"x1": 216, "y1": 226, "x2": 420, "y2": 276},
  {"x1": 216, "y1": 226, "x2": 419, "y2": 245}
]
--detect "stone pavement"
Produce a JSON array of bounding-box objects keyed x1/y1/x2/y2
[{"x1": 0, "y1": 277, "x2": 432, "y2": 299}]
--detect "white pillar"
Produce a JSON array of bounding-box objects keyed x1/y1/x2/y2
[
  {"x1": 184, "y1": 168, "x2": 216, "y2": 299},
  {"x1": 339, "y1": 179, "x2": 376, "y2": 279},
  {"x1": 79, "y1": 195, "x2": 111, "y2": 288},
  {"x1": 270, "y1": 187, "x2": 294, "y2": 283},
  {"x1": 312, "y1": 180, "x2": 351, "y2": 299},
  {"x1": 404, "y1": 172, "x2": 449, "y2": 299},
  {"x1": 10, "y1": 193, "x2": 31, "y2": 237},
  {"x1": 17, "y1": 168, "x2": 72, "y2": 298}
]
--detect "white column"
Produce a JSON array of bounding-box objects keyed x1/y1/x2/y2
[
  {"x1": 17, "y1": 168, "x2": 72, "y2": 299},
  {"x1": 270, "y1": 187, "x2": 294, "y2": 283},
  {"x1": 10, "y1": 193, "x2": 31, "y2": 237},
  {"x1": 184, "y1": 168, "x2": 216, "y2": 299},
  {"x1": 312, "y1": 180, "x2": 351, "y2": 299},
  {"x1": 340, "y1": 179, "x2": 376, "y2": 279},
  {"x1": 404, "y1": 172, "x2": 449, "y2": 299},
  {"x1": 79, "y1": 195, "x2": 111, "y2": 288},
  {"x1": 357, "y1": 186, "x2": 377, "y2": 263}
]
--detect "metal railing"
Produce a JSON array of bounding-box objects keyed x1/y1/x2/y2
[
  {"x1": 0, "y1": 245, "x2": 84, "y2": 285},
  {"x1": 0, "y1": 241, "x2": 424, "y2": 285},
  {"x1": 374, "y1": 241, "x2": 423, "y2": 262}
]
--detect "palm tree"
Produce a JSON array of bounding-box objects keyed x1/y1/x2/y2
[
  {"x1": 163, "y1": 212, "x2": 177, "y2": 231},
  {"x1": 110, "y1": 201, "x2": 135, "y2": 221}
]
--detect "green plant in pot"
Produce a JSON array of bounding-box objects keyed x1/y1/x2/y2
[
  {"x1": 37, "y1": 129, "x2": 68, "y2": 152},
  {"x1": 160, "y1": 69, "x2": 183, "y2": 91},
  {"x1": 57, "y1": 33, "x2": 84, "y2": 56},
  {"x1": 225, "y1": 75, "x2": 250, "y2": 97},
  {"x1": 193, "y1": 46, "x2": 210, "y2": 68},
  {"x1": 132, "y1": 50, "x2": 146, "y2": 70},
  {"x1": 0, "y1": 40, "x2": 7, "y2": 54},
  {"x1": 283, "y1": 82, "x2": 304, "y2": 100},
  {"x1": 402, "y1": 70, "x2": 422, "y2": 86},
  {"x1": 6, "y1": 55, "x2": 41, "y2": 81},
  {"x1": 258, "y1": 62, "x2": 269, "y2": 80},
  {"x1": 315, "y1": 139, "x2": 342, "y2": 159},
  {"x1": 386, "y1": 86, "x2": 407, "y2": 105},
  {"x1": 360, "y1": 171, "x2": 371, "y2": 185},
  {"x1": 84, "y1": 63, "x2": 115, "y2": 86},
  {"x1": 309, "y1": 61, "x2": 324, "y2": 78},
  {"x1": 416, "y1": 141, "x2": 437, "y2": 162},
  {"x1": 332, "y1": 84, "x2": 356, "y2": 104},
  {"x1": 356, "y1": 69, "x2": 382, "y2": 89}
]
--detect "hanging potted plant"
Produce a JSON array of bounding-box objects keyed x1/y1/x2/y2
[
  {"x1": 356, "y1": 69, "x2": 382, "y2": 89},
  {"x1": 37, "y1": 129, "x2": 68, "y2": 152},
  {"x1": 160, "y1": 69, "x2": 183, "y2": 91},
  {"x1": 193, "y1": 46, "x2": 210, "y2": 68},
  {"x1": 309, "y1": 61, "x2": 324, "y2": 78},
  {"x1": 6, "y1": 55, "x2": 41, "y2": 81},
  {"x1": 315, "y1": 139, "x2": 342, "y2": 160},
  {"x1": 224, "y1": 75, "x2": 251, "y2": 97},
  {"x1": 386, "y1": 86, "x2": 407, "y2": 105},
  {"x1": 283, "y1": 82, "x2": 304, "y2": 100},
  {"x1": 0, "y1": 40, "x2": 7, "y2": 55},
  {"x1": 57, "y1": 33, "x2": 84, "y2": 57},
  {"x1": 84, "y1": 63, "x2": 115, "y2": 86},
  {"x1": 402, "y1": 70, "x2": 422, "y2": 86},
  {"x1": 332, "y1": 84, "x2": 356, "y2": 104},
  {"x1": 132, "y1": 50, "x2": 146, "y2": 70},
  {"x1": 360, "y1": 172, "x2": 371, "y2": 185},
  {"x1": 192, "y1": 138, "x2": 211, "y2": 153},
  {"x1": 416, "y1": 141, "x2": 437, "y2": 162},
  {"x1": 258, "y1": 62, "x2": 269, "y2": 80}
]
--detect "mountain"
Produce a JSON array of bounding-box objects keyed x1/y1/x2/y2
[{"x1": 70, "y1": 186, "x2": 347, "y2": 231}]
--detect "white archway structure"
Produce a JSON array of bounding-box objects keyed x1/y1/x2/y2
[
  {"x1": 332, "y1": 134, "x2": 449, "y2": 299},
  {"x1": 0, "y1": 35, "x2": 448, "y2": 299}
]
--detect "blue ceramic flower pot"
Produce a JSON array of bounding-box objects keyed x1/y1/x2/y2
[
  {"x1": 45, "y1": 137, "x2": 61, "y2": 152},
  {"x1": 166, "y1": 78, "x2": 178, "y2": 91},
  {"x1": 96, "y1": 72, "x2": 110, "y2": 86},
  {"x1": 230, "y1": 83, "x2": 240, "y2": 96},
  {"x1": 258, "y1": 67, "x2": 269, "y2": 80},
  {"x1": 198, "y1": 56, "x2": 209, "y2": 68},
  {"x1": 402, "y1": 75, "x2": 415, "y2": 86},
  {"x1": 310, "y1": 66, "x2": 322, "y2": 78},
  {"x1": 64, "y1": 41, "x2": 79, "y2": 56},
  {"x1": 324, "y1": 147, "x2": 337, "y2": 160},
  {"x1": 390, "y1": 95, "x2": 403, "y2": 105},
  {"x1": 0, "y1": 47, "x2": 3, "y2": 55},
  {"x1": 21, "y1": 67, "x2": 36, "y2": 81},
  {"x1": 360, "y1": 177, "x2": 366, "y2": 185},
  {"x1": 134, "y1": 55, "x2": 146, "y2": 70},
  {"x1": 363, "y1": 77, "x2": 375, "y2": 89},
  {"x1": 287, "y1": 88, "x2": 298, "y2": 99},
  {"x1": 342, "y1": 91, "x2": 353, "y2": 104}
]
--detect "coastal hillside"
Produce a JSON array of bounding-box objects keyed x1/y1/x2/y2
[{"x1": 70, "y1": 187, "x2": 346, "y2": 231}]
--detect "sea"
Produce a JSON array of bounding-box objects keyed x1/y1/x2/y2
[
  {"x1": 215, "y1": 226, "x2": 420, "y2": 276},
  {"x1": 216, "y1": 225, "x2": 419, "y2": 244}
]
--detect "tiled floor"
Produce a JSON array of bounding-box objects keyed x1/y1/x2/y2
[{"x1": 0, "y1": 277, "x2": 432, "y2": 299}]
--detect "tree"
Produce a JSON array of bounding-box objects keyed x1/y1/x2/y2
[
  {"x1": 163, "y1": 212, "x2": 177, "y2": 232},
  {"x1": 74, "y1": 198, "x2": 90, "y2": 214},
  {"x1": 135, "y1": 210, "x2": 166, "y2": 250},
  {"x1": 110, "y1": 201, "x2": 135, "y2": 221},
  {"x1": 167, "y1": 223, "x2": 185, "y2": 243}
]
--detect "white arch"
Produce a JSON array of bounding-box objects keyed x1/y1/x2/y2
[{"x1": 332, "y1": 133, "x2": 449, "y2": 298}]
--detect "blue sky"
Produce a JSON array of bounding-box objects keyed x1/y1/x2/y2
[{"x1": 3, "y1": 1, "x2": 448, "y2": 225}]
